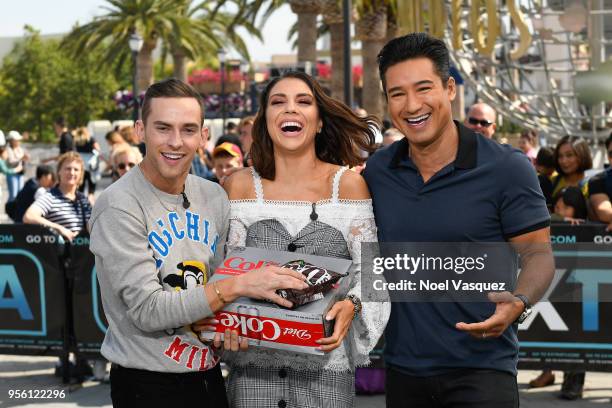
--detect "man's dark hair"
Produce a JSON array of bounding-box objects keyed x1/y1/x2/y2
[
  {"x1": 54, "y1": 116, "x2": 66, "y2": 127},
  {"x1": 606, "y1": 131, "x2": 612, "y2": 151},
  {"x1": 141, "y1": 78, "x2": 204, "y2": 125},
  {"x1": 535, "y1": 147, "x2": 555, "y2": 169},
  {"x1": 226, "y1": 121, "x2": 237, "y2": 131},
  {"x1": 377, "y1": 32, "x2": 450, "y2": 93},
  {"x1": 36, "y1": 164, "x2": 54, "y2": 180}
]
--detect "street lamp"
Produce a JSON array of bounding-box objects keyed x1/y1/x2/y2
[
  {"x1": 128, "y1": 33, "x2": 144, "y2": 123},
  {"x1": 240, "y1": 61, "x2": 250, "y2": 115},
  {"x1": 217, "y1": 48, "x2": 227, "y2": 132},
  {"x1": 342, "y1": 0, "x2": 353, "y2": 107}
]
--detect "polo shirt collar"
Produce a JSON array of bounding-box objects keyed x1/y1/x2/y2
[{"x1": 389, "y1": 120, "x2": 477, "y2": 170}]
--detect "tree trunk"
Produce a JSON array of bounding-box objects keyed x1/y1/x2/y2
[
  {"x1": 385, "y1": 19, "x2": 397, "y2": 44},
  {"x1": 322, "y1": 0, "x2": 344, "y2": 101},
  {"x1": 137, "y1": 37, "x2": 157, "y2": 91},
  {"x1": 328, "y1": 22, "x2": 345, "y2": 100},
  {"x1": 361, "y1": 39, "x2": 385, "y2": 119},
  {"x1": 290, "y1": 1, "x2": 321, "y2": 67},
  {"x1": 172, "y1": 49, "x2": 188, "y2": 82},
  {"x1": 357, "y1": 6, "x2": 387, "y2": 120}
]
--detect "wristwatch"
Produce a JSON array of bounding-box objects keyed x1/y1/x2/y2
[
  {"x1": 514, "y1": 294, "x2": 532, "y2": 324},
  {"x1": 345, "y1": 294, "x2": 362, "y2": 320}
]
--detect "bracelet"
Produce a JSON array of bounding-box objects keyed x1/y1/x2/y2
[
  {"x1": 345, "y1": 294, "x2": 362, "y2": 320},
  {"x1": 213, "y1": 282, "x2": 227, "y2": 304}
]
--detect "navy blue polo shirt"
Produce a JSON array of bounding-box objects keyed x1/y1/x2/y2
[{"x1": 363, "y1": 121, "x2": 550, "y2": 376}]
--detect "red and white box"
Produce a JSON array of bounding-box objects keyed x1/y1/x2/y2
[{"x1": 199, "y1": 246, "x2": 354, "y2": 355}]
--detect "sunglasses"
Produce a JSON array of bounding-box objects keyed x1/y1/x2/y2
[
  {"x1": 468, "y1": 117, "x2": 494, "y2": 128},
  {"x1": 117, "y1": 162, "x2": 136, "y2": 170}
]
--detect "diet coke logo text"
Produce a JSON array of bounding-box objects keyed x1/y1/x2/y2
[
  {"x1": 283, "y1": 328, "x2": 312, "y2": 340},
  {"x1": 213, "y1": 312, "x2": 323, "y2": 347},
  {"x1": 218, "y1": 312, "x2": 282, "y2": 341}
]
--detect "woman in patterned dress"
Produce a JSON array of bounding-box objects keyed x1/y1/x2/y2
[{"x1": 201, "y1": 71, "x2": 390, "y2": 408}]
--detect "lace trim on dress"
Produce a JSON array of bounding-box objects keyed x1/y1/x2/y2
[
  {"x1": 250, "y1": 167, "x2": 264, "y2": 204},
  {"x1": 229, "y1": 198, "x2": 372, "y2": 206},
  {"x1": 247, "y1": 166, "x2": 350, "y2": 206},
  {"x1": 331, "y1": 167, "x2": 348, "y2": 204}
]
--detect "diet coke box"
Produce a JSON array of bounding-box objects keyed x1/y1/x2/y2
[{"x1": 199, "y1": 246, "x2": 354, "y2": 355}]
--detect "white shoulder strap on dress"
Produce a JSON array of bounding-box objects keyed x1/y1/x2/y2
[
  {"x1": 331, "y1": 166, "x2": 349, "y2": 204},
  {"x1": 250, "y1": 166, "x2": 265, "y2": 204}
]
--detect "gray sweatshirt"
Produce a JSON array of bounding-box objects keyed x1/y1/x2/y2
[{"x1": 89, "y1": 166, "x2": 229, "y2": 373}]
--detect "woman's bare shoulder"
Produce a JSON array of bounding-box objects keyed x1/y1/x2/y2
[
  {"x1": 338, "y1": 168, "x2": 371, "y2": 200},
  {"x1": 224, "y1": 168, "x2": 256, "y2": 200}
]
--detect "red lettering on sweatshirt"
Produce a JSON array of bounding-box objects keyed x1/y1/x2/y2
[
  {"x1": 198, "y1": 348, "x2": 209, "y2": 371},
  {"x1": 186, "y1": 345, "x2": 200, "y2": 369},
  {"x1": 163, "y1": 336, "x2": 190, "y2": 363}
]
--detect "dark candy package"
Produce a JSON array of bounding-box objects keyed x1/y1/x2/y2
[{"x1": 276, "y1": 260, "x2": 347, "y2": 308}]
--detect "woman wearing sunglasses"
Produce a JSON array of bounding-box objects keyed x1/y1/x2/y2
[{"x1": 111, "y1": 144, "x2": 143, "y2": 181}]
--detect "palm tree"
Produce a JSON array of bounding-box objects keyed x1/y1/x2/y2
[
  {"x1": 289, "y1": 0, "x2": 322, "y2": 65},
  {"x1": 241, "y1": 0, "x2": 323, "y2": 70},
  {"x1": 321, "y1": 0, "x2": 345, "y2": 101},
  {"x1": 62, "y1": 0, "x2": 261, "y2": 88},
  {"x1": 164, "y1": 0, "x2": 262, "y2": 82},
  {"x1": 355, "y1": 0, "x2": 389, "y2": 120},
  {"x1": 385, "y1": 2, "x2": 397, "y2": 44},
  {"x1": 240, "y1": 0, "x2": 286, "y2": 26},
  {"x1": 62, "y1": 0, "x2": 179, "y2": 90}
]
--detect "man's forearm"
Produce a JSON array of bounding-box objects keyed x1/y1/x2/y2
[{"x1": 514, "y1": 243, "x2": 555, "y2": 304}]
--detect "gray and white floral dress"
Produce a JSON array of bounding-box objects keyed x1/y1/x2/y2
[{"x1": 225, "y1": 167, "x2": 390, "y2": 408}]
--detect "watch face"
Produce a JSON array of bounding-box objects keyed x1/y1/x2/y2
[{"x1": 517, "y1": 308, "x2": 532, "y2": 324}]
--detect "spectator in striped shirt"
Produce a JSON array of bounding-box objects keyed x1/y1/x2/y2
[{"x1": 23, "y1": 152, "x2": 92, "y2": 242}]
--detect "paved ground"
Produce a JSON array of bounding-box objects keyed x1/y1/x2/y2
[{"x1": 0, "y1": 354, "x2": 611, "y2": 407}]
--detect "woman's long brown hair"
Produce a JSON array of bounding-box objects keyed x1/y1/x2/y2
[{"x1": 251, "y1": 71, "x2": 379, "y2": 180}]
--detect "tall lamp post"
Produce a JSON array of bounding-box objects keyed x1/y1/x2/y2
[
  {"x1": 218, "y1": 48, "x2": 227, "y2": 132},
  {"x1": 240, "y1": 61, "x2": 250, "y2": 116},
  {"x1": 129, "y1": 33, "x2": 144, "y2": 123},
  {"x1": 342, "y1": 0, "x2": 353, "y2": 108}
]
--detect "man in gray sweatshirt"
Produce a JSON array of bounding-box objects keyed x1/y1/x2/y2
[{"x1": 89, "y1": 78, "x2": 308, "y2": 407}]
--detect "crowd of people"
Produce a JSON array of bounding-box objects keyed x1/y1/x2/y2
[{"x1": 1, "y1": 31, "x2": 611, "y2": 408}]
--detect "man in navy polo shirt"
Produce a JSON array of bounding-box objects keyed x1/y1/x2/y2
[{"x1": 363, "y1": 33, "x2": 554, "y2": 407}]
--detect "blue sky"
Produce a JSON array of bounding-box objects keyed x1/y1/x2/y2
[{"x1": 0, "y1": 0, "x2": 296, "y2": 62}]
